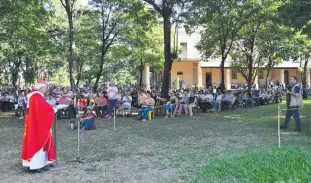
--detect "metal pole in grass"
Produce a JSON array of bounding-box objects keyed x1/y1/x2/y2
[
  {"x1": 278, "y1": 104, "x2": 281, "y2": 148},
  {"x1": 77, "y1": 115, "x2": 81, "y2": 161},
  {"x1": 113, "y1": 107, "x2": 116, "y2": 131},
  {"x1": 67, "y1": 112, "x2": 83, "y2": 164},
  {"x1": 170, "y1": 104, "x2": 172, "y2": 119}
]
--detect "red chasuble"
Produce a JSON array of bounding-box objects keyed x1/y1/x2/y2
[{"x1": 21, "y1": 91, "x2": 56, "y2": 162}]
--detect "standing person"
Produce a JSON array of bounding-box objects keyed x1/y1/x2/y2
[
  {"x1": 106, "y1": 81, "x2": 118, "y2": 119},
  {"x1": 16, "y1": 91, "x2": 27, "y2": 119},
  {"x1": 280, "y1": 76, "x2": 303, "y2": 132},
  {"x1": 21, "y1": 80, "x2": 56, "y2": 171}
]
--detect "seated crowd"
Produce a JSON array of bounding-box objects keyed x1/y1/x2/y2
[{"x1": 0, "y1": 82, "x2": 288, "y2": 125}]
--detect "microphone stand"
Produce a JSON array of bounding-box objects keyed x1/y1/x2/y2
[{"x1": 67, "y1": 93, "x2": 83, "y2": 164}]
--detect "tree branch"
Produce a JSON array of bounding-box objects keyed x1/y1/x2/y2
[
  {"x1": 103, "y1": 31, "x2": 119, "y2": 54},
  {"x1": 60, "y1": 0, "x2": 66, "y2": 8},
  {"x1": 143, "y1": 0, "x2": 163, "y2": 16}
]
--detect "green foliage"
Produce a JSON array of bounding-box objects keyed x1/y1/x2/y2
[
  {"x1": 0, "y1": 0, "x2": 55, "y2": 86},
  {"x1": 2, "y1": 0, "x2": 311, "y2": 88},
  {"x1": 279, "y1": 0, "x2": 311, "y2": 37},
  {"x1": 193, "y1": 147, "x2": 311, "y2": 182}
]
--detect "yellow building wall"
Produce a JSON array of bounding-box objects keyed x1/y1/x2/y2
[
  {"x1": 202, "y1": 68, "x2": 250, "y2": 86},
  {"x1": 272, "y1": 69, "x2": 300, "y2": 84},
  {"x1": 171, "y1": 61, "x2": 302, "y2": 88},
  {"x1": 171, "y1": 61, "x2": 197, "y2": 87}
]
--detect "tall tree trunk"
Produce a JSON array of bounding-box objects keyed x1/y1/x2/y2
[
  {"x1": 94, "y1": 4, "x2": 107, "y2": 91},
  {"x1": 247, "y1": 55, "x2": 253, "y2": 96},
  {"x1": 220, "y1": 57, "x2": 225, "y2": 91},
  {"x1": 247, "y1": 31, "x2": 257, "y2": 96},
  {"x1": 302, "y1": 57, "x2": 309, "y2": 99},
  {"x1": 68, "y1": 19, "x2": 75, "y2": 91},
  {"x1": 161, "y1": 4, "x2": 172, "y2": 98},
  {"x1": 76, "y1": 63, "x2": 83, "y2": 86},
  {"x1": 12, "y1": 60, "x2": 21, "y2": 88},
  {"x1": 140, "y1": 58, "x2": 143, "y2": 86},
  {"x1": 61, "y1": 0, "x2": 76, "y2": 91},
  {"x1": 265, "y1": 56, "x2": 273, "y2": 90}
]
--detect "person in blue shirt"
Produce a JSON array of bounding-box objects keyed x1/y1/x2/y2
[{"x1": 280, "y1": 76, "x2": 302, "y2": 132}]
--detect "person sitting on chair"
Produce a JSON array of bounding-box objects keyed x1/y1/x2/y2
[
  {"x1": 56, "y1": 94, "x2": 71, "y2": 119},
  {"x1": 46, "y1": 93, "x2": 56, "y2": 107},
  {"x1": 222, "y1": 90, "x2": 234, "y2": 111},
  {"x1": 164, "y1": 92, "x2": 178, "y2": 118},
  {"x1": 119, "y1": 90, "x2": 132, "y2": 116},
  {"x1": 138, "y1": 91, "x2": 148, "y2": 107},
  {"x1": 202, "y1": 90, "x2": 215, "y2": 112},
  {"x1": 79, "y1": 106, "x2": 96, "y2": 133},
  {"x1": 184, "y1": 92, "x2": 197, "y2": 116},
  {"x1": 174, "y1": 93, "x2": 183, "y2": 116},
  {"x1": 95, "y1": 93, "x2": 107, "y2": 117},
  {"x1": 215, "y1": 91, "x2": 223, "y2": 112},
  {"x1": 138, "y1": 93, "x2": 155, "y2": 121}
]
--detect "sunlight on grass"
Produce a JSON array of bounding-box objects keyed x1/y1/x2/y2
[
  {"x1": 192, "y1": 147, "x2": 311, "y2": 183},
  {"x1": 223, "y1": 114, "x2": 242, "y2": 119},
  {"x1": 280, "y1": 132, "x2": 303, "y2": 135},
  {"x1": 0, "y1": 112, "x2": 14, "y2": 119}
]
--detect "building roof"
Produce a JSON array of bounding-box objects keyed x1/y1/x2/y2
[{"x1": 199, "y1": 58, "x2": 309, "y2": 69}]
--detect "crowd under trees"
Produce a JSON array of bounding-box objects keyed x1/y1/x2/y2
[{"x1": 0, "y1": 0, "x2": 310, "y2": 98}]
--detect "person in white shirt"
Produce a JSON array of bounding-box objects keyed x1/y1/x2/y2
[
  {"x1": 202, "y1": 90, "x2": 216, "y2": 112},
  {"x1": 204, "y1": 91, "x2": 214, "y2": 101},
  {"x1": 183, "y1": 92, "x2": 197, "y2": 116},
  {"x1": 116, "y1": 91, "x2": 122, "y2": 102},
  {"x1": 106, "y1": 81, "x2": 118, "y2": 118},
  {"x1": 17, "y1": 91, "x2": 26, "y2": 109},
  {"x1": 215, "y1": 91, "x2": 223, "y2": 112},
  {"x1": 222, "y1": 90, "x2": 235, "y2": 111},
  {"x1": 119, "y1": 90, "x2": 132, "y2": 116},
  {"x1": 46, "y1": 94, "x2": 56, "y2": 107},
  {"x1": 199, "y1": 91, "x2": 205, "y2": 100},
  {"x1": 16, "y1": 91, "x2": 27, "y2": 119}
]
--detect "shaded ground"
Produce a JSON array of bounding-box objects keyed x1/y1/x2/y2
[{"x1": 1, "y1": 100, "x2": 311, "y2": 183}]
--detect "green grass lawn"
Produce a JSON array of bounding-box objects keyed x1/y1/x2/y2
[
  {"x1": 182, "y1": 99, "x2": 311, "y2": 183},
  {"x1": 0, "y1": 99, "x2": 311, "y2": 183}
]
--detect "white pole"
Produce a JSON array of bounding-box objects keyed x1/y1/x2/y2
[
  {"x1": 170, "y1": 104, "x2": 172, "y2": 119},
  {"x1": 77, "y1": 117, "x2": 80, "y2": 160},
  {"x1": 113, "y1": 107, "x2": 116, "y2": 131},
  {"x1": 278, "y1": 105, "x2": 281, "y2": 148}
]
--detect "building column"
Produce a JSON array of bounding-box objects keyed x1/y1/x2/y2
[
  {"x1": 280, "y1": 69, "x2": 285, "y2": 86},
  {"x1": 226, "y1": 69, "x2": 231, "y2": 90},
  {"x1": 307, "y1": 70, "x2": 311, "y2": 87},
  {"x1": 144, "y1": 63, "x2": 150, "y2": 91},
  {"x1": 198, "y1": 62, "x2": 203, "y2": 88},
  {"x1": 254, "y1": 74, "x2": 259, "y2": 89}
]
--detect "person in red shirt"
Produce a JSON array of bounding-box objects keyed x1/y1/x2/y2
[{"x1": 95, "y1": 93, "x2": 107, "y2": 117}]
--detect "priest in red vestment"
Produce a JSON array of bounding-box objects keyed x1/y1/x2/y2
[{"x1": 21, "y1": 80, "x2": 56, "y2": 171}]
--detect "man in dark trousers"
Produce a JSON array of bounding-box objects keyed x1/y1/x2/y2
[{"x1": 280, "y1": 76, "x2": 302, "y2": 132}]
